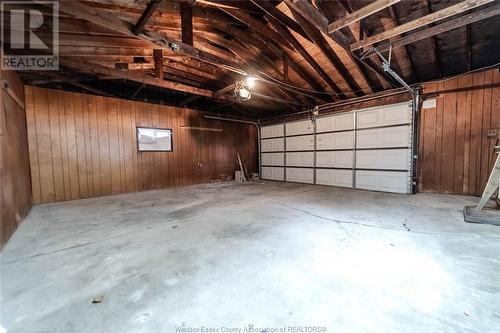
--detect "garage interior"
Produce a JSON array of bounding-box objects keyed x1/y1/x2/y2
[{"x1": 1, "y1": 0, "x2": 500, "y2": 332}]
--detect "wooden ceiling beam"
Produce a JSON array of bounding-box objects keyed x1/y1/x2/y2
[
  {"x1": 351, "y1": 0, "x2": 494, "y2": 51},
  {"x1": 180, "y1": 3, "x2": 194, "y2": 45},
  {"x1": 265, "y1": 14, "x2": 343, "y2": 100},
  {"x1": 59, "y1": 46, "x2": 155, "y2": 57},
  {"x1": 284, "y1": 0, "x2": 397, "y2": 88},
  {"x1": 327, "y1": 0, "x2": 403, "y2": 33},
  {"x1": 288, "y1": 5, "x2": 364, "y2": 97},
  {"x1": 249, "y1": 0, "x2": 313, "y2": 43},
  {"x1": 58, "y1": 1, "x2": 248, "y2": 75},
  {"x1": 216, "y1": 7, "x2": 295, "y2": 53},
  {"x1": 153, "y1": 49, "x2": 164, "y2": 78},
  {"x1": 133, "y1": 0, "x2": 162, "y2": 35},
  {"x1": 387, "y1": 5, "x2": 417, "y2": 83},
  {"x1": 366, "y1": 4, "x2": 500, "y2": 56},
  {"x1": 60, "y1": 57, "x2": 214, "y2": 97}
]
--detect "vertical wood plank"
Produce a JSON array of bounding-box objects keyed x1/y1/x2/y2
[
  {"x1": 34, "y1": 88, "x2": 55, "y2": 203},
  {"x1": 469, "y1": 72, "x2": 485, "y2": 196},
  {"x1": 24, "y1": 86, "x2": 42, "y2": 203},
  {"x1": 440, "y1": 78, "x2": 458, "y2": 193}
]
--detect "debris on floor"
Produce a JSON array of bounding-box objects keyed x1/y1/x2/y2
[{"x1": 92, "y1": 295, "x2": 104, "y2": 304}]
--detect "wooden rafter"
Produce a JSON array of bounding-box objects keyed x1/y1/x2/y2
[
  {"x1": 153, "y1": 49, "x2": 164, "y2": 78},
  {"x1": 133, "y1": 0, "x2": 162, "y2": 35},
  {"x1": 364, "y1": 4, "x2": 500, "y2": 56},
  {"x1": 316, "y1": 0, "x2": 382, "y2": 92},
  {"x1": 58, "y1": 1, "x2": 248, "y2": 75},
  {"x1": 351, "y1": 0, "x2": 494, "y2": 51},
  {"x1": 180, "y1": 3, "x2": 194, "y2": 45},
  {"x1": 211, "y1": 4, "x2": 328, "y2": 100},
  {"x1": 60, "y1": 57, "x2": 214, "y2": 97},
  {"x1": 265, "y1": 14, "x2": 343, "y2": 99},
  {"x1": 327, "y1": 0, "x2": 403, "y2": 33},
  {"x1": 387, "y1": 5, "x2": 417, "y2": 83},
  {"x1": 287, "y1": 4, "x2": 364, "y2": 97},
  {"x1": 284, "y1": 0, "x2": 398, "y2": 88},
  {"x1": 250, "y1": 0, "x2": 313, "y2": 43}
]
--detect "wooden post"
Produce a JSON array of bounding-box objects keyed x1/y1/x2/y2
[{"x1": 153, "y1": 49, "x2": 163, "y2": 79}]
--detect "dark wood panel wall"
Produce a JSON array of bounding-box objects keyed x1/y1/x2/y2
[
  {"x1": 25, "y1": 86, "x2": 257, "y2": 204},
  {"x1": 1, "y1": 70, "x2": 32, "y2": 248},
  {"x1": 419, "y1": 67, "x2": 500, "y2": 196}
]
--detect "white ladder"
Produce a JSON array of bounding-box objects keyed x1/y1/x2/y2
[{"x1": 477, "y1": 152, "x2": 500, "y2": 210}]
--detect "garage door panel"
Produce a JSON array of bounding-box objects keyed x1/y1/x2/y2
[
  {"x1": 261, "y1": 153, "x2": 284, "y2": 166},
  {"x1": 317, "y1": 113, "x2": 354, "y2": 132},
  {"x1": 286, "y1": 120, "x2": 314, "y2": 136},
  {"x1": 355, "y1": 170, "x2": 409, "y2": 193},
  {"x1": 286, "y1": 135, "x2": 314, "y2": 151},
  {"x1": 261, "y1": 124, "x2": 284, "y2": 138},
  {"x1": 317, "y1": 131, "x2": 354, "y2": 150},
  {"x1": 261, "y1": 138, "x2": 284, "y2": 152},
  {"x1": 286, "y1": 152, "x2": 314, "y2": 167},
  {"x1": 316, "y1": 151, "x2": 353, "y2": 168},
  {"x1": 356, "y1": 149, "x2": 409, "y2": 170},
  {"x1": 286, "y1": 168, "x2": 314, "y2": 184},
  {"x1": 356, "y1": 126, "x2": 409, "y2": 149},
  {"x1": 357, "y1": 103, "x2": 411, "y2": 128},
  {"x1": 262, "y1": 167, "x2": 284, "y2": 181},
  {"x1": 316, "y1": 169, "x2": 353, "y2": 187}
]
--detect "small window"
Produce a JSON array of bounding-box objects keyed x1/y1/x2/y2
[{"x1": 137, "y1": 127, "x2": 172, "y2": 152}]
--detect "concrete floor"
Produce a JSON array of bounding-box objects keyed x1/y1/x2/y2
[{"x1": 1, "y1": 181, "x2": 500, "y2": 333}]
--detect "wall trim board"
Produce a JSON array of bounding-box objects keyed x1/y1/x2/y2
[{"x1": 25, "y1": 86, "x2": 257, "y2": 204}]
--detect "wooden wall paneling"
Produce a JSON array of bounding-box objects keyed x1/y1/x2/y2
[
  {"x1": 419, "y1": 67, "x2": 499, "y2": 196},
  {"x1": 25, "y1": 86, "x2": 258, "y2": 203},
  {"x1": 97, "y1": 95, "x2": 112, "y2": 196},
  {"x1": 1, "y1": 70, "x2": 32, "y2": 247},
  {"x1": 107, "y1": 97, "x2": 121, "y2": 194},
  {"x1": 165, "y1": 105, "x2": 173, "y2": 187},
  {"x1": 115, "y1": 99, "x2": 125, "y2": 193},
  {"x1": 469, "y1": 71, "x2": 485, "y2": 195},
  {"x1": 462, "y1": 74, "x2": 473, "y2": 195},
  {"x1": 131, "y1": 101, "x2": 140, "y2": 191},
  {"x1": 84, "y1": 94, "x2": 94, "y2": 197},
  {"x1": 89, "y1": 94, "x2": 102, "y2": 197},
  {"x1": 174, "y1": 106, "x2": 182, "y2": 187},
  {"x1": 480, "y1": 70, "x2": 493, "y2": 191},
  {"x1": 35, "y1": 88, "x2": 56, "y2": 203},
  {"x1": 178, "y1": 107, "x2": 188, "y2": 186},
  {"x1": 124, "y1": 99, "x2": 136, "y2": 193},
  {"x1": 48, "y1": 89, "x2": 63, "y2": 202},
  {"x1": 76, "y1": 93, "x2": 90, "y2": 198},
  {"x1": 453, "y1": 75, "x2": 470, "y2": 194},
  {"x1": 155, "y1": 107, "x2": 163, "y2": 188},
  {"x1": 421, "y1": 82, "x2": 437, "y2": 192},
  {"x1": 440, "y1": 78, "x2": 458, "y2": 193},
  {"x1": 56, "y1": 90, "x2": 69, "y2": 200},
  {"x1": 433, "y1": 80, "x2": 444, "y2": 193},
  {"x1": 25, "y1": 86, "x2": 41, "y2": 203}
]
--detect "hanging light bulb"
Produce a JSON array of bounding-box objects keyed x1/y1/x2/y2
[
  {"x1": 234, "y1": 80, "x2": 252, "y2": 102},
  {"x1": 245, "y1": 76, "x2": 257, "y2": 89},
  {"x1": 238, "y1": 87, "x2": 251, "y2": 99}
]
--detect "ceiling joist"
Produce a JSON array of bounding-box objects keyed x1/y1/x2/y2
[{"x1": 351, "y1": 0, "x2": 495, "y2": 50}]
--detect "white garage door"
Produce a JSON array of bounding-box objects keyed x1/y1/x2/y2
[{"x1": 260, "y1": 102, "x2": 413, "y2": 194}]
